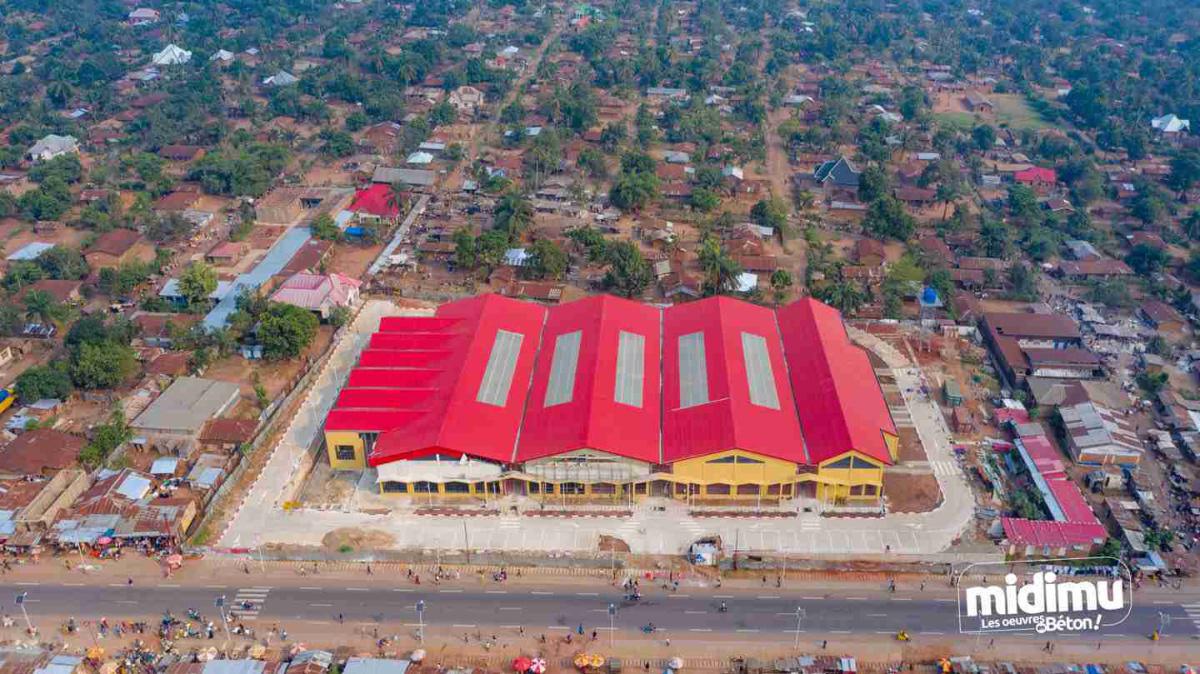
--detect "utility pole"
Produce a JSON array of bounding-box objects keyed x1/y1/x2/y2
[
  {"x1": 463, "y1": 520, "x2": 471, "y2": 564},
  {"x1": 416, "y1": 600, "x2": 426, "y2": 644},
  {"x1": 607, "y1": 603, "x2": 616, "y2": 649},
  {"x1": 15, "y1": 593, "x2": 33, "y2": 636}
]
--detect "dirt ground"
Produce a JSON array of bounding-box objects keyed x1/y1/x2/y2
[
  {"x1": 0, "y1": 217, "x2": 89, "y2": 257},
  {"x1": 201, "y1": 325, "x2": 334, "y2": 400},
  {"x1": 321, "y1": 527, "x2": 396, "y2": 551},
  {"x1": 328, "y1": 241, "x2": 384, "y2": 278},
  {"x1": 883, "y1": 472, "x2": 941, "y2": 513}
]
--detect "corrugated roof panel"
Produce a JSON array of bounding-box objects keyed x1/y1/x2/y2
[
  {"x1": 543, "y1": 330, "x2": 582, "y2": 407},
  {"x1": 614, "y1": 330, "x2": 645, "y2": 408},
  {"x1": 476, "y1": 329, "x2": 524, "y2": 406},
  {"x1": 741, "y1": 332, "x2": 780, "y2": 410},
  {"x1": 678, "y1": 331, "x2": 709, "y2": 409}
]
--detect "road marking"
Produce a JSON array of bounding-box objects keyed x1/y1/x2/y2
[
  {"x1": 499, "y1": 625, "x2": 522, "y2": 629},
  {"x1": 486, "y1": 590, "x2": 508, "y2": 595},
  {"x1": 15, "y1": 582, "x2": 39, "y2": 586},
  {"x1": 801, "y1": 596, "x2": 822, "y2": 600},
  {"x1": 158, "y1": 583, "x2": 180, "y2": 588},
  {"x1": 439, "y1": 589, "x2": 463, "y2": 594},
  {"x1": 736, "y1": 629, "x2": 759, "y2": 633},
  {"x1": 935, "y1": 599, "x2": 956, "y2": 603},
  {"x1": 310, "y1": 603, "x2": 333, "y2": 607},
  {"x1": 684, "y1": 611, "x2": 707, "y2": 615},
  {"x1": 921, "y1": 631, "x2": 946, "y2": 635},
  {"x1": 22, "y1": 599, "x2": 40, "y2": 603},
  {"x1": 346, "y1": 588, "x2": 369, "y2": 592},
  {"x1": 531, "y1": 591, "x2": 553, "y2": 595},
  {"x1": 874, "y1": 631, "x2": 893, "y2": 634},
  {"x1": 393, "y1": 589, "x2": 413, "y2": 593},
  {"x1": 688, "y1": 628, "x2": 712, "y2": 632},
  {"x1": 300, "y1": 587, "x2": 322, "y2": 591},
  {"x1": 576, "y1": 592, "x2": 599, "y2": 596},
  {"x1": 206, "y1": 585, "x2": 226, "y2": 590},
  {"x1": 891, "y1": 598, "x2": 912, "y2": 601},
  {"x1": 757, "y1": 595, "x2": 780, "y2": 599},
  {"x1": 867, "y1": 614, "x2": 888, "y2": 617},
  {"x1": 108, "y1": 583, "x2": 127, "y2": 587},
  {"x1": 714, "y1": 595, "x2": 734, "y2": 599},
  {"x1": 452, "y1": 624, "x2": 476, "y2": 628},
  {"x1": 846, "y1": 597, "x2": 868, "y2": 601},
  {"x1": 1153, "y1": 601, "x2": 1172, "y2": 605},
  {"x1": 830, "y1": 630, "x2": 851, "y2": 634},
  {"x1": 306, "y1": 621, "x2": 332, "y2": 625},
  {"x1": 64, "y1": 583, "x2": 84, "y2": 587},
  {"x1": 547, "y1": 625, "x2": 569, "y2": 630}
]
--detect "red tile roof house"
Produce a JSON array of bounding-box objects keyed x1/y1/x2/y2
[
  {"x1": 205, "y1": 241, "x2": 247, "y2": 266},
  {"x1": 85, "y1": 228, "x2": 157, "y2": 269},
  {"x1": 0, "y1": 429, "x2": 86, "y2": 479},
  {"x1": 1013, "y1": 166, "x2": 1058, "y2": 188},
  {"x1": 17, "y1": 279, "x2": 83, "y2": 304},
  {"x1": 980, "y1": 312, "x2": 1087, "y2": 387},
  {"x1": 270, "y1": 272, "x2": 362, "y2": 320},
  {"x1": 348, "y1": 183, "x2": 406, "y2": 221}
]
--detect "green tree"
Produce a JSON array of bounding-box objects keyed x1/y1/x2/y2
[
  {"x1": 178, "y1": 262, "x2": 218, "y2": 307},
  {"x1": 70, "y1": 340, "x2": 137, "y2": 390},
  {"x1": 1167, "y1": 151, "x2": 1200, "y2": 197},
  {"x1": 750, "y1": 195, "x2": 789, "y2": 232},
  {"x1": 1008, "y1": 263, "x2": 1039, "y2": 301},
  {"x1": 769, "y1": 269, "x2": 793, "y2": 304},
  {"x1": 971, "y1": 124, "x2": 996, "y2": 151},
  {"x1": 691, "y1": 188, "x2": 721, "y2": 213},
  {"x1": 22, "y1": 289, "x2": 64, "y2": 326},
  {"x1": 602, "y1": 241, "x2": 652, "y2": 298},
  {"x1": 1125, "y1": 243, "x2": 1168, "y2": 277},
  {"x1": 862, "y1": 197, "x2": 915, "y2": 241},
  {"x1": 79, "y1": 411, "x2": 132, "y2": 468},
  {"x1": 453, "y1": 228, "x2": 478, "y2": 270},
  {"x1": 698, "y1": 237, "x2": 743, "y2": 296},
  {"x1": 1007, "y1": 184, "x2": 1039, "y2": 221},
  {"x1": 609, "y1": 172, "x2": 660, "y2": 211},
  {"x1": 493, "y1": 190, "x2": 534, "y2": 242},
  {"x1": 813, "y1": 280, "x2": 868, "y2": 316},
  {"x1": 526, "y1": 239, "x2": 568, "y2": 280},
  {"x1": 858, "y1": 165, "x2": 890, "y2": 203},
  {"x1": 310, "y1": 213, "x2": 342, "y2": 241},
  {"x1": 259, "y1": 303, "x2": 319, "y2": 360},
  {"x1": 15, "y1": 363, "x2": 73, "y2": 402}
]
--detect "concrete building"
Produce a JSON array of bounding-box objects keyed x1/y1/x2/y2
[
  {"x1": 132, "y1": 377, "x2": 241, "y2": 453},
  {"x1": 1059, "y1": 400, "x2": 1143, "y2": 466},
  {"x1": 323, "y1": 294, "x2": 898, "y2": 505}
]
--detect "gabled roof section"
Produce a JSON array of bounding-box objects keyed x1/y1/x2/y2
[
  {"x1": 813, "y1": 157, "x2": 860, "y2": 187},
  {"x1": 336, "y1": 294, "x2": 546, "y2": 465},
  {"x1": 777, "y1": 297, "x2": 896, "y2": 465},
  {"x1": 517, "y1": 295, "x2": 661, "y2": 463},
  {"x1": 662, "y1": 297, "x2": 806, "y2": 463}
]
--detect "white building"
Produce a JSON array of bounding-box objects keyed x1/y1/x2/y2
[
  {"x1": 152, "y1": 44, "x2": 192, "y2": 66},
  {"x1": 26, "y1": 134, "x2": 79, "y2": 163}
]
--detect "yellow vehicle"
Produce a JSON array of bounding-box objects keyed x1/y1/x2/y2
[{"x1": 0, "y1": 387, "x2": 14, "y2": 415}]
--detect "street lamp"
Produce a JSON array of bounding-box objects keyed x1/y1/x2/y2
[
  {"x1": 607, "y1": 603, "x2": 616, "y2": 649},
  {"x1": 215, "y1": 596, "x2": 233, "y2": 656},
  {"x1": 793, "y1": 607, "x2": 806, "y2": 650},
  {"x1": 15, "y1": 592, "x2": 33, "y2": 637},
  {"x1": 416, "y1": 600, "x2": 426, "y2": 644}
]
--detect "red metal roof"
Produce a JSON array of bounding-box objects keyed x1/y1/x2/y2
[
  {"x1": 364, "y1": 294, "x2": 547, "y2": 464},
  {"x1": 1000, "y1": 518, "x2": 1107, "y2": 548},
  {"x1": 661, "y1": 296, "x2": 806, "y2": 463},
  {"x1": 517, "y1": 295, "x2": 662, "y2": 463},
  {"x1": 349, "y1": 183, "x2": 405, "y2": 218},
  {"x1": 1013, "y1": 166, "x2": 1057, "y2": 184},
  {"x1": 327, "y1": 294, "x2": 901, "y2": 472},
  {"x1": 1046, "y1": 478, "x2": 1097, "y2": 524},
  {"x1": 777, "y1": 298, "x2": 896, "y2": 466}
]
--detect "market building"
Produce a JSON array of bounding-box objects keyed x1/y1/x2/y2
[{"x1": 323, "y1": 294, "x2": 898, "y2": 505}]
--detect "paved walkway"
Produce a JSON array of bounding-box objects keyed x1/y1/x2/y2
[{"x1": 219, "y1": 315, "x2": 981, "y2": 559}]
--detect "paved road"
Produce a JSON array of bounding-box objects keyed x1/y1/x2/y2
[{"x1": 3, "y1": 581, "x2": 1196, "y2": 642}]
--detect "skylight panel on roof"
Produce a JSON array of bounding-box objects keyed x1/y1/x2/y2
[
  {"x1": 678, "y1": 331, "x2": 710, "y2": 409},
  {"x1": 476, "y1": 329, "x2": 524, "y2": 407},
  {"x1": 741, "y1": 332, "x2": 780, "y2": 410},
  {"x1": 544, "y1": 330, "x2": 582, "y2": 407},
  {"x1": 614, "y1": 330, "x2": 645, "y2": 408}
]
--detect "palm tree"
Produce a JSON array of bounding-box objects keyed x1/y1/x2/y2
[
  {"x1": 387, "y1": 181, "x2": 408, "y2": 218},
  {"x1": 699, "y1": 237, "x2": 743, "y2": 296},
  {"x1": 23, "y1": 290, "x2": 60, "y2": 326},
  {"x1": 814, "y1": 281, "x2": 867, "y2": 316},
  {"x1": 936, "y1": 182, "x2": 960, "y2": 221},
  {"x1": 494, "y1": 190, "x2": 534, "y2": 242}
]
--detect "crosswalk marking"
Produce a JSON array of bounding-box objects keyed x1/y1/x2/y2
[
  {"x1": 232, "y1": 587, "x2": 271, "y2": 621},
  {"x1": 799, "y1": 518, "x2": 821, "y2": 532},
  {"x1": 930, "y1": 460, "x2": 959, "y2": 477},
  {"x1": 1183, "y1": 603, "x2": 1200, "y2": 633}
]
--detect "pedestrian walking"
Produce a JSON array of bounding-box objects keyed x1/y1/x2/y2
[
  {"x1": 577, "y1": 623, "x2": 584, "y2": 635},
  {"x1": 919, "y1": 582, "x2": 925, "y2": 591},
  {"x1": 367, "y1": 564, "x2": 372, "y2": 575},
  {"x1": 338, "y1": 613, "x2": 344, "y2": 624},
  {"x1": 821, "y1": 640, "x2": 827, "y2": 649}
]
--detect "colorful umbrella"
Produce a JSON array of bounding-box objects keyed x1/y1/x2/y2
[
  {"x1": 573, "y1": 654, "x2": 591, "y2": 669},
  {"x1": 530, "y1": 658, "x2": 547, "y2": 674},
  {"x1": 513, "y1": 657, "x2": 533, "y2": 672},
  {"x1": 589, "y1": 655, "x2": 605, "y2": 669},
  {"x1": 410, "y1": 650, "x2": 426, "y2": 663},
  {"x1": 97, "y1": 537, "x2": 113, "y2": 545},
  {"x1": 668, "y1": 658, "x2": 684, "y2": 670}
]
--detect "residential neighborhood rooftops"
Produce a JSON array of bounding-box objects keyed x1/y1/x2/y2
[
  {"x1": 0, "y1": 429, "x2": 86, "y2": 477},
  {"x1": 132, "y1": 377, "x2": 241, "y2": 434}
]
